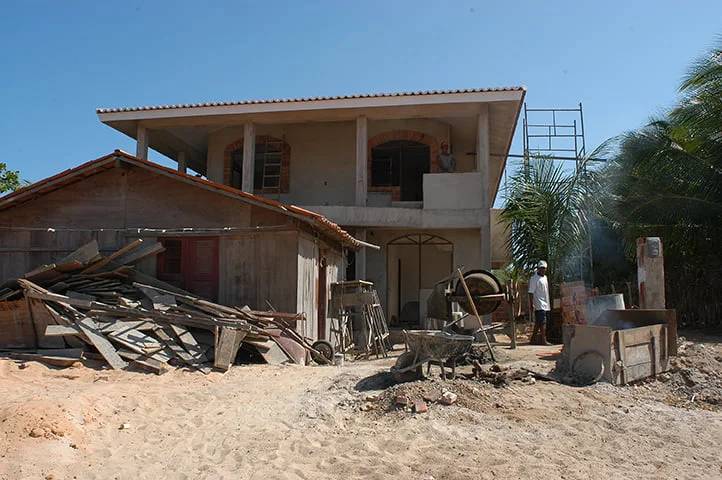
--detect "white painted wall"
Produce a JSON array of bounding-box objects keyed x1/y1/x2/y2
[{"x1": 423, "y1": 172, "x2": 484, "y2": 209}]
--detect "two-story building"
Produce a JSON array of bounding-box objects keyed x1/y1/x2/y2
[{"x1": 97, "y1": 87, "x2": 526, "y2": 327}]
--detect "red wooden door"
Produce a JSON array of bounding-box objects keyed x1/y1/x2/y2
[{"x1": 157, "y1": 237, "x2": 219, "y2": 301}]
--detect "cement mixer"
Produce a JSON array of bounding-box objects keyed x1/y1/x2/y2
[{"x1": 425, "y1": 269, "x2": 505, "y2": 332}]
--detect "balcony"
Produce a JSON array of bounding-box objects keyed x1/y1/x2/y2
[
  {"x1": 422, "y1": 171, "x2": 484, "y2": 210},
  {"x1": 298, "y1": 172, "x2": 487, "y2": 229}
]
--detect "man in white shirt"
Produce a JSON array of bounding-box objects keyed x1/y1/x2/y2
[{"x1": 528, "y1": 260, "x2": 552, "y2": 345}]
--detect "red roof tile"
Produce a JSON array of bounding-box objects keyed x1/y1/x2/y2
[{"x1": 97, "y1": 87, "x2": 526, "y2": 113}]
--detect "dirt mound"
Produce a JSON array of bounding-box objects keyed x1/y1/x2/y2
[{"x1": 0, "y1": 400, "x2": 83, "y2": 450}]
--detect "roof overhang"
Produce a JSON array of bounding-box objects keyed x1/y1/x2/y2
[{"x1": 96, "y1": 87, "x2": 527, "y2": 190}]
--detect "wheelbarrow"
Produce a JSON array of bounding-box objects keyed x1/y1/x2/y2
[{"x1": 391, "y1": 329, "x2": 474, "y2": 382}]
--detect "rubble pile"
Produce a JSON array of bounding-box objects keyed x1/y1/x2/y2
[{"x1": 0, "y1": 239, "x2": 322, "y2": 374}]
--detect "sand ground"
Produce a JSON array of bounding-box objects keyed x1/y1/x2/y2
[{"x1": 1, "y1": 333, "x2": 721, "y2": 480}]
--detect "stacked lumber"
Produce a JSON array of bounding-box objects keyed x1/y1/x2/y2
[{"x1": 0, "y1": 239, "x2": 315, "y2": 374}]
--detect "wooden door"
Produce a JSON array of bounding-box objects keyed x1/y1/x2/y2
[{"x1": 157, "y1": 237, "x2": 219, "y2": 301}]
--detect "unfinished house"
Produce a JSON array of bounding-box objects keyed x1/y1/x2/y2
[
  {"x1": 0, "y1": 151, "x2": 361, "y2": 343},
  {"x1": 96, "y1": 87, "x2": 526, "y2": 328}
]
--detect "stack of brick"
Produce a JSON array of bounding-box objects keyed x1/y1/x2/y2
[{"x1": 560, "y1": 281, "x2": 588, "y2": 325}]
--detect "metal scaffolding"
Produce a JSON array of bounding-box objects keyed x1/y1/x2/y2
[{"x1": 503, "y1": 102, "x2": 595, "y2": 286}]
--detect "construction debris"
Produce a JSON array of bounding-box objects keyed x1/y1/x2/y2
[{"x1": 0, "y1": 239, "x2": 323, "y2": 374}]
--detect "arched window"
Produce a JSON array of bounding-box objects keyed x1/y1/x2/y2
[{"x1": 224, "y1": 136, "x2": 290, "y2": 193}]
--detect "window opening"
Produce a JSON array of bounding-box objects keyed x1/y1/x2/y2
[
  {"x1": 231, "y1": 137, "x2": 285, "y2": 191},
  {"x1": 371, "y1": 140, "x2": 429, "y2": 201}
]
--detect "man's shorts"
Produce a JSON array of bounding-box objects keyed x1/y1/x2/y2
[{"x1": 534, "y1": 310, "x2": 549, "y2": 325}]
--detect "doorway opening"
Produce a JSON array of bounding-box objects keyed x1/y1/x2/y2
[
  {"x1": 387, "y1": 234, "x2": 453, "y2": 327},
  {"x1": 371, "y1": 140, "x2": 430, "y2": 201}
]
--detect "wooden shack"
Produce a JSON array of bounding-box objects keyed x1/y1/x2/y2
[{"x1": 0, "y1": 150, "x2": 360, "y2": 343}]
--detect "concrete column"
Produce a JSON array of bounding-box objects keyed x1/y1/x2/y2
[
  {"x1": 477, "y1": 106, "x2": 491, "y2": 270},
  {"x1": 242, "y1": 123, "x2": 256, "y2": 193},
  {"x1": 355, "y1": 228, "x2": 367, "y2": 281},
  {"x1": 637, "y1": 237, "x2": 666, "y2": 309},
  {"x1": 136, "y1": 124, "x2": 149, "y2": 160},
  {"x1": 355, "y1": 116, "x2": 368, "y2": 206},
  {"x1": 177, "y1": 151, "x2": 187, "y2": 173}
]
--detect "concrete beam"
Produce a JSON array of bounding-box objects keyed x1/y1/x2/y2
[
  {"x1": 355, "y1": 116, "x2": 368, "y2": 206},
  {"x1": 242, "y1": 123, "x2": 256, "y2": 193},
  {"x1": 136, "y1": 124, "x2": 149, "y2": 160},
  {"x1": 477, "y1": 106, "x2": 491, "y2": 270}
]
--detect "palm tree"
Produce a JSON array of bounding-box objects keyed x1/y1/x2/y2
[{"x1": 499, "y1": 156, "x2": 598, "y2": 292}]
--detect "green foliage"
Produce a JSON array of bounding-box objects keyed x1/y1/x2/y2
[
  {"x1": 0, "y1": 163, "x2": 22, "y2": 194},
  {"x1": 596, "y1": 38, "x2": 722, "y2": 326},
  {"x1": 598, "y1": 39, "x2": 722, "y2": 264},
  {"x1": 499, "y1": 156, "x2": 598, "y2": 289}
]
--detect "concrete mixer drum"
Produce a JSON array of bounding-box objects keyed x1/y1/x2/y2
[{"x1": 452, "y1": 269, "x2": 504, "y2": 316}]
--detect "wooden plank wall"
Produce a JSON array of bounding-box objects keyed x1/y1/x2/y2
[
  {"x1": 0, "y1": 300, "x2": 35, "y2": 348},
  {"x1": 0, "y1": 229, "x2": 129, "y2": 283},
  {"x1": 296, "y1": 234, "x2": 319, "y2": 341},
  {"x1": 219, "y1": 231, "x2": 299, "y2": 314},
  {"x1": 0, "y1": 164, "x2": 253, "y2": 282}
]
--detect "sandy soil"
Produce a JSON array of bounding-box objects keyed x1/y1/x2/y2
[{"x1": 1, "y1": 333, "x2": 721, "y2": 480}]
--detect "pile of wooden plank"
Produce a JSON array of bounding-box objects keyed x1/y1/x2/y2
[{"x1": 0, "y1": 239, "x2": 319, "y2": 374}]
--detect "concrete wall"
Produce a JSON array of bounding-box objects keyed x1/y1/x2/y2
[
  {"x1": 207, "y1": 117, "x2": 484, "y2": 207},
  {"x1": 208, "y1": 122, "x2": 357, "y2": 206},
  {"x1": 424, "y1": 171, "x2": 484, "y2": 209}
]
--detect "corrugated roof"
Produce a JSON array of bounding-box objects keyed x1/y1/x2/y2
[
  {"x1": 0, "y1": 150, "x2": 362, "y2": 250},
  {"x1": 96, "y1": 87, "x2": 526, "y2": 114}
]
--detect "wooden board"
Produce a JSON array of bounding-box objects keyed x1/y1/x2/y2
[
  {"x1": 107, "y1": 327, "x2": 164, "y2": 355},
  {"x1": 80, "y1": 238, "x2": 144, "y2": 274},
  {"x1": 114, "y1": 242, "x2": 165, "y2": 266},
  {"x1": 117, "y1": 349, "x2": 168, "y2": 375},
  {"x1": 0, "y1": 300, "x2": 36, "y2": 348},
  {"x1": 55, "y1": 240, "x2": 100, "y2": 267},
  {"x1": 99, "y1": 320, "x2": 155, "y2": 333},
  {"x1": 155, "y1": 327, "x2": 205, "y2": 371},
  {"x1": 45, "y1": 324, "x2": 83, "y2": 337},
  {"x1": 169, "y1": 324, "x2": 211, "y2": 372},
  {"x1": 8, "y1": 353, "x2": 81, "y2": 368},
  {"x1": 214, "y1": 327, "x2": 247, "y2": 371},
  {"x1": 27, "y1": 298, "x2": 66, "y2": 349},
  {"x1": 36, "y1": 348, "x2": 85, "y2": 358},
  {"x1": 75, "y1": 317, "x2": 128, "y2": 370}
]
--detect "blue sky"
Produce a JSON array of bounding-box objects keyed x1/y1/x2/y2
[{"x1": 1, "y1": 0, "x2": 720, "y2": 204}]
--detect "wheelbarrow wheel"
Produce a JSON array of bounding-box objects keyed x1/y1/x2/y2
[
  {"x1": 391, "y1": 352, "x2": 423, "y2": 383},
  {"x1": 311, "y1": 340, "x2": 334, "y2": 365}
]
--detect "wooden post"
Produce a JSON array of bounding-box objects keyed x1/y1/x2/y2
[
  {"x1": 457, "y1": 268, "x2": 495, "y2": 362},
  {"x1": 505, "y1": 279, "x2": 517, "y2": 349},
  {"x1": 178, "y1": 151, "x2": 187, "y2": 173}
]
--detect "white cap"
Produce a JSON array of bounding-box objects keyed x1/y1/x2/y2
[{"x1": 537, "y1": 260, "x2": 548, "y2": 269}]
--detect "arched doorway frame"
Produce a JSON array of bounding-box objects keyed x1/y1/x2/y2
[{"x1": 386, "y1": 233, "x2": 453, "y2": 326}]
